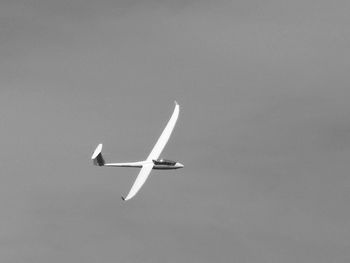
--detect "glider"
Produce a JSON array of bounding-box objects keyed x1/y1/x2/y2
[{"x1": 91, "y1": 101, "x2": 183, "y2": 201}]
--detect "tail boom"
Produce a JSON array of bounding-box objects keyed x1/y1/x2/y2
[
  {"x1": 91, "y1": 144, "x2": 147, "y2": 168},
  {"x1": 104, "y1": 161, "x2": 145, "y2": 168}
]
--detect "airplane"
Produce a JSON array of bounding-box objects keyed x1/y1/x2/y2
[{"x1": 91, "y1": 101, "x2": 183, "y2": 201}]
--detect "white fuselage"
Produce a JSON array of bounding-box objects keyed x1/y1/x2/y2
[
  {"x1": 153, "y1": 162, "x2": 184, "y2": 170},
  {"x1": 103, "y1": 159, "x2": 184, "y2": 170}
]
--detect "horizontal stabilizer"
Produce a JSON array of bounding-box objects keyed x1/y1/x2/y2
[{"x1": 91, "y1": 144, "x2": 105, "y2": 166}]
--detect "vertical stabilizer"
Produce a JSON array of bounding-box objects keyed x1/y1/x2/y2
[{"x1": 91, "y1": 144, "x2": 105, "y2": 166}]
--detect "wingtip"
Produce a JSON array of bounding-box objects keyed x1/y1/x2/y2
[
  {"x1": 121, "y1": 196, "x2": 130, "y2": 201},
  {"x1": 174, "y1": 100, "x2": 179, "y2": 106}
]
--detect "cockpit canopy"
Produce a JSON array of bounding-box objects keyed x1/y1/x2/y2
[{"x1": 152, "y1": 159, "x2": 176, "y2": 166}]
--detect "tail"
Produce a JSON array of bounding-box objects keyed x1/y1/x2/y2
[{"x1": 91, "y1": 144, "x2": 105, "y2": 166}]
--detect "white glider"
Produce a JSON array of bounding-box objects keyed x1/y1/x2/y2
[{"x1": 91, "y1": 102, "x2": 183, "y2": 201}]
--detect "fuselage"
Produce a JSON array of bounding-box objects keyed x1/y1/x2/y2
[
  {"x1": 152, "y1": 159, "x2": 184, "y2": 170},
  {"x1": 103, "y1": 158, "x2": 184, "y2": 170}
]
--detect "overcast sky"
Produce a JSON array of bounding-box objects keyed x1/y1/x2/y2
[{"x1": 1, "y1": 0, "x2": 350, "y2": 262}]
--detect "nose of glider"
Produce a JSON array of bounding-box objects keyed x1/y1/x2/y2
[{"x1": 176, "y1": 162, "x2": 184, "y2": 168}]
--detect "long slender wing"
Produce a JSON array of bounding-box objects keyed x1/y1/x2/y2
[
  {"x1": 122, "y1": 163, "x2": 154, "y2": 201},
  {"x1": 146, "y1": 101, "x2": 180, "y2": 161}
]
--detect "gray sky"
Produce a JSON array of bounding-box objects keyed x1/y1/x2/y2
[{"x1": 1, "y1": 0, "x2": 350, "y2": 262}]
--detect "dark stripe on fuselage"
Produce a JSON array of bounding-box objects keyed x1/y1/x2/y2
[{"x1": 152, "y1": 165, "x2": 181, "y2": 170}]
